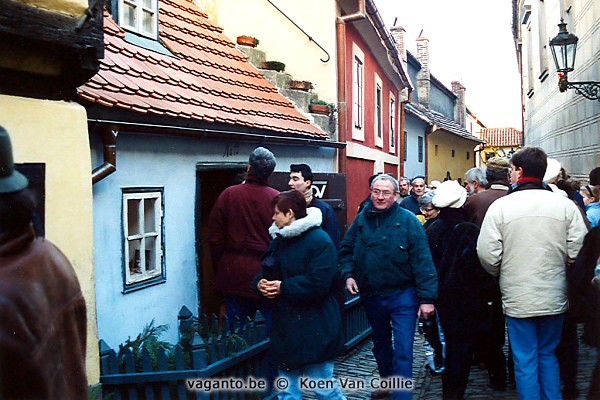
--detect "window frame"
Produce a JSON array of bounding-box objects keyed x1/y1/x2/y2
[
  {"x1": 352, "y1": 43, "x2": 365, "y2": 141},
  {"x1": 118, "y1": 0, "x2": 159, "y2": 39},
  {"x1": 374, "y1": 73, "x2": 383, "y2": 148},
  {"x1": 418, "y1": 136, "x2": 424, "y2": 163},
  {"x1": 389, "y1": 92, "x2": 396, "y2": 154},
  {"x1": 122, "y1": 187, "x2": 166, "y2": 293}
]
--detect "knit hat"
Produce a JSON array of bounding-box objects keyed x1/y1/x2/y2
[
  {"x1": 543, "y1": 158, "x2": 561, "y2": 183},
  {"x1": 432, "y1": 180, "x2": 467, "y2": 209},
  {"x1": 486, "y1": 157, "x2": 510, "y2": 173}
]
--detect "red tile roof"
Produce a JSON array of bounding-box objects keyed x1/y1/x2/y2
[
  {"x1": 481, "y1": 128, "x2": 523, "y2": 147},
  {"x1": 77, "y1": 0, "x2": 328, "y2": 139}
]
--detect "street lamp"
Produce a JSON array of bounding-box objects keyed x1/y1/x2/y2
[{"x1": 549, "y1": 19, "x2": 600, "y2": 101}]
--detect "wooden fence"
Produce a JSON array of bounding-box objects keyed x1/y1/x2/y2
[{"x1": 99, "y1": 298, "x2": 371, "y2": 399}]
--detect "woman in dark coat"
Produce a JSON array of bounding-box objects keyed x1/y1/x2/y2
[
  {"x1": 426, "y1": 181, "x2": 498, "y2": 399},
  {"x1": 256, "y1": 190, "x2": 345, "y2": 400}
]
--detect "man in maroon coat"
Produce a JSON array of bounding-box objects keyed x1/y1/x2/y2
[{"x1": 208, "y1": 147, "x2": 278, "y2": 330}]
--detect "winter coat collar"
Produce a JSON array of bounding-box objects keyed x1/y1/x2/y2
[
  {"x1": 0, "y1": 224, "x2": 35, "y2": 258},
  {"x1": 363, "y1": 199, "x2": 400, "y2": 219},
  {"x1": 508, "y1": 180, "x2": 552, "y2": 195},
  {"x1": 269, "y1": 207, "x2": 322, "y2": 239}
]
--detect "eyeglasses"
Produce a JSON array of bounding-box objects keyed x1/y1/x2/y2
[
  {"x1": 371, "y1": 189, "x2": 395, "y2": 198},
  {"x1": 420, "y1": 207, "x2": 436, "y2": 213}
]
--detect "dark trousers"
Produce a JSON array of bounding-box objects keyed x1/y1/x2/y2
[
  {"x1": 442, "y1": 338, "x2": 475, "y2": 400},
  {"x1": 556, "y1": 315, "x2": 579, "y2": 395}
]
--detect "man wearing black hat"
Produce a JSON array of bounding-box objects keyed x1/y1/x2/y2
[{"x1": 0, "y1": 125, "x2": 88, "y2": 399}]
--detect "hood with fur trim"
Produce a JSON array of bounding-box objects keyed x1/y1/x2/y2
[{"x1": 269, "y1": 207, "x2": 322, "y2": 239}]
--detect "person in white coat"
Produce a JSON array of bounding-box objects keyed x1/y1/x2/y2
[{"x1": 477, "y1": 146, "x2": 587, "y2": 400}]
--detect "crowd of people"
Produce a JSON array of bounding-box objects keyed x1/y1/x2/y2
[
  {"x1": 206, "y1": 145, "x2": 600, "y2": 400},
  {"x1": 2, "y1": 123, "x2": 599, "y2": 400}
]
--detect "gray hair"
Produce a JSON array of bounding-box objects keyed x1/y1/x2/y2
[
  {"x1": 371, "y1": 174, "x2": 399, "y2": 192},
  {"x1": 419, "y1": 190, "x2": 436, "y2": 207},
  {"x1": 398, "y1": 177, "x2": 411, "y2": 185},
  {"x1": 465, "y1": 167, "x2": 488, "y2": 186},
  {"x1": 248, "y1": 147, "x2": 276, "y2": 179}
]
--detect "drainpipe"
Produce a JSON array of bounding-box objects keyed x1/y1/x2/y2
[
  {"x1": 336, "y1": 0, "x2": 366, "y2": 174},
  {"x1": 92, "y1": 126, "x2": 118, "y2": 185}
]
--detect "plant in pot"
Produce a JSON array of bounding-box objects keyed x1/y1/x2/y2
[
  {"x1": 309, "y1": 99, "x2": 332, "y2": 115},
  {"x1": 236, "y1": 35, "x2": 259, "y2": 48},
  {"x1": 288, "y1": 80, "x2": 313, "y2": 91},
  {"x1": 261, "y1": 61, "x2": 286, "y2": 72}
]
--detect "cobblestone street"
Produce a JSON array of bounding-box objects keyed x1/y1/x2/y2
[{"x1": 315, "y1": 326, "x2": 597, "y2": 399}]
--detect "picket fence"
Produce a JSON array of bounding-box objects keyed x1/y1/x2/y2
[{"x1": 99, "y1": 298, "x2": 371, "y2": 399}]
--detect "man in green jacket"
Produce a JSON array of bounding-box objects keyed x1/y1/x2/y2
[{"x1": 339, "y1": 174, "x2": 438, "y2": 400}]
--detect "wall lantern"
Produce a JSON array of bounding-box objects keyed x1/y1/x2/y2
[{"x1": 549, "y1": 19, "x2": 600, "y2": 101}]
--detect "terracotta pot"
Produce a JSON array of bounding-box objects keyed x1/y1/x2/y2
[
  {"x1": 289, "y1": 80, "x2": 312, "y2": 91},
  {"x1": 309, "y1": 104, "x2": 331, "y2": 115},
  {"x1": 236, "y1": 35, "x2": 258, "y2": 47}
]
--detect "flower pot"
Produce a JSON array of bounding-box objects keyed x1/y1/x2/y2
[
  {"x1": 309, "y1": 104, "x2": 331, "y2": 115},
  {"x1": 289, "y1": 80, "x2": 313, "y2": 91},
  {"x1": 236, "y1": 35, "x2": 258, "y2": 47},
  {"x1": 261, "y1": 61, "x2": 286, "y2": 72}
]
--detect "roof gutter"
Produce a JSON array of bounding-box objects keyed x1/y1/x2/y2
[
  {"x1": 336, "y1": 0, "x2": 366, "y2": 173},
  {"x1": 87, "y1": 119, "x2": 346, "y2": 149},
  {"x1": 365, "y1": 0, "x2": 412, "y2": 91}
]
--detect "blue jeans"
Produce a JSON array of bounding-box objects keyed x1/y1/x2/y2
[
  {"x1": 277, "y1": 361, "x2": 346, "y2": 400},
  {"x1": 507, "y1": 314, "x2": 564, "y2": 400},
  {"x1": 361, "y1": 288, "x2": 418, "y2": 400}
]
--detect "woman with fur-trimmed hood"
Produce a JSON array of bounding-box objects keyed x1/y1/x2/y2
[{"x1": 255, "y1": 190, "x2": 345, "y2": 400}]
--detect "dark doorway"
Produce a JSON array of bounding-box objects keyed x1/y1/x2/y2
[{"x1": 195, "y1": 163, "x2": 247, "y2": 318}]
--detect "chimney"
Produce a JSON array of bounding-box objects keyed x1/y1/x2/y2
[
  {"x1": 390, "y1": 25, "x2": 407, "y2": 73},
  {"x1": 451, "y1": 81, "x2": 466, "y2": 128},
  {"x1": 415, "y1": 36, "x2": 430, "y2": 107}
]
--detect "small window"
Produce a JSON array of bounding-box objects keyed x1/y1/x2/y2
[
  {"x1": 375, "y1": 74, "x2": 383, "y2": 148},
  {"x1": 389, "y1": 93, "x2": 396, "y2": 153},
  {"x1": 123, "y1": 188, "x2": 165, "y2": 291},
  {"x1": 352, "y1": 43, "x2": 365, "y2": 141},
  {"x1": 119, "y1": 0, "x2": 158, "y2": 39},
  {"x1": 435, "y1": 145, "x2": 439, "y2": 156},
  {"x1": 403, "y1": 131, "x2": 408, "y2": 161},
  {"x1": 418, "y1": 136, "x2": 424, "y2": 163},
  {"x1": 466, "y1": 151, "x2": 470, "y2": 160},
  {"x1": 452, "y1": 149, "x2": 456, "y2": 158}
]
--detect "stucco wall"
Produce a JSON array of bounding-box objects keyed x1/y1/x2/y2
[
  {"x1": 92, "y1": 133, "x2": 336, "y2": 349},
  {"x1": 213, "y1": 0, "x2": 338, "y2": 105},
  {"x1": 428, "y1": 130, "x2": 476, "y2": 183},
  {"x1": 403, "y1": 115, "x2": 428, "y2": 180},
  {"x1": 519, "y1": 0, "x2": 600, "y2": 180},
  {"x1": 16, "y1": 0, "x2": 88, "y2": 16},
  {"x1": 0, "y1": 95, "x2": 99, "y2": 384}
]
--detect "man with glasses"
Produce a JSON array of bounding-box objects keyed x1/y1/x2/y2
[{"x1": 339, "y1": 174, "x2": 438, "y2": 400}]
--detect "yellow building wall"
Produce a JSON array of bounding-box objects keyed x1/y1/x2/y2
[
  {"x1": 212, "y1": 0, "x2": 338, "y2": 104},
  {"x1": 428, "y1": 130, "x2": 477, "y2": 183},
  {"x1": 16, "y1": 0, "x2": 88, "y2": 17},
  {"x1": 0, "y1": 95, "x2": 99, "y2": 385}
]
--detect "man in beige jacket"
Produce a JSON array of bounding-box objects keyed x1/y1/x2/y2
[{"x1": 477, "y1": 146, "x2": 587, "y2": 400}]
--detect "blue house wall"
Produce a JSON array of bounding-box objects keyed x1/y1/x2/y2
[
  {"x1": 403, "y1": 116, "x2": 428, "y2": 180},
  {"x1": 91, "y1": 133, "x2": 335, "y2": 348}
]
